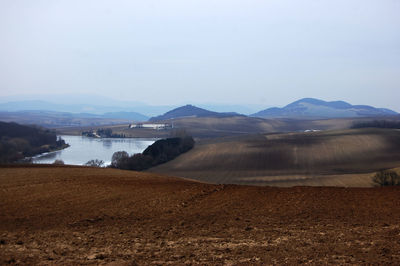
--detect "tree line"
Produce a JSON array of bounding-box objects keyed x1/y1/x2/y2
[
  {"x1": 372, "y1": 170, "x2": 400, "y2": 187},
  {"x1": 352, "y1": 120, "x2": 400, "y2": 129},
  {"x1": 0, "y1": 121, "x2": 68, "y2": 163},
  {"x1": 82, "y1": 128, "x2": 125, "y2": 138},
  {"x1": 110, "y1": 136, "x2": 195, "y2": 171}
]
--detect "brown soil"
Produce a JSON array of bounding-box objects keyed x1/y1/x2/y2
[
  {"x1": 1, "y1": 165, "x2": 400, "y2": 264},
  {"x1": 150, "y1": 128, "x2": 400, "y2": 186}
]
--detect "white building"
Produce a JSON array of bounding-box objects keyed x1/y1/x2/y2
[{"x1": 129, "y1": 123, "x2": 172, "y2": 130}]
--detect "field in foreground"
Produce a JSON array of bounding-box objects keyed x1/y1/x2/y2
[
  {"x1": 1, "y1": 166, "x2": 400, "y2": 264},
  {"x1": 150, "y1": 128, "x2": 400, "y2": 186}
]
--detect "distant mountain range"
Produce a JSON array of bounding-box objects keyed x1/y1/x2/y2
[
  {"x1": 251, "y1": 98, "x2": 398, "y2": 119},
  {"x1": 0, "y1": 100, "x2": 164, "y2": 118},
  {"x1": 150, "y1": 99, "x2": 398, "y2": 121},
  {"x1": 0, "y1": 110, "x2": 148, "y2": 128},
  {"x1": 149, "y1": 105, "x2": 243, "y2": 121},
  {"x1": 0, "y1": 97, "x2": 398, "y2": 128},
  {"x1": 0, "y1": 96, "x2": 264, "y2": 116},
  {"x1": 100, "y1": 111, "x2": 148, "y2": 121}
]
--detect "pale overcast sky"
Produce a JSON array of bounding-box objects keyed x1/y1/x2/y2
[{"x1": 0, "y1": 0, "x2": 399, "y2": 110}]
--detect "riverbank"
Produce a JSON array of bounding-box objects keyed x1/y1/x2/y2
[{"x1": 25, "y1": 143, "x2": 70, "y2": 163}]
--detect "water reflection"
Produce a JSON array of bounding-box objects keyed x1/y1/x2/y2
[
  {"x1": 36, "y1": 151, "x2": 58, "y2": 160},
  {"x1": 102, "y1": 139, "x2": 112, "y2": 148},
  {"x1": 33, "y1": 135, "x2": 156, "y2": 166}
]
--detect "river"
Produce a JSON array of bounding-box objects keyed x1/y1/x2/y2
[{"x1": 32, "y1": 135, "x2": 157, "y2": 166}]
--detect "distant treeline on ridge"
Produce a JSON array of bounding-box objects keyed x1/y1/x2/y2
[{"x1": 352, "y1": 120, "x2": 400, "y2": 129}]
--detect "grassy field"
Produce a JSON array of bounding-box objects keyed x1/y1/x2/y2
[
  {"x1": 149, "y1": 128, "x2": 400, "y2": 186},
  {"x1": 1, "y1": 165, "x2": 400, "y2": 264}
]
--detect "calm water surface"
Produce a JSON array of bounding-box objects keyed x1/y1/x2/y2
[{"x1": 33, "y1": 135, "x2": 156, "y2": 166}]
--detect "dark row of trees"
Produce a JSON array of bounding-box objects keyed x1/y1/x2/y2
[
  {"x1": 0, "y1": 121, "x2": 68, "y2": 163},
  {"x1": 352, "y1": 120, "x2": 400, "y2": 129},
  {"x1": 111, "y1": 136, "x2": 195, "y2": 171},
  {"x1": 82, "y1": 128, "x2": 125, "y2": 138},
  {"x1": 373, "y1": 170, "x2": 400, "y2": 187}
]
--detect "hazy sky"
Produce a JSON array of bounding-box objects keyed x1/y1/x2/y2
[{"x1": 1, "y1": 0, "x2": 399, "y2": 110}]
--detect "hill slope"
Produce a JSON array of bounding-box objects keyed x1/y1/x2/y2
[
  {"x1": 149, "y1": 104, "x2": 242, "y2": 121},
  {"x1": 166, "y1": 116, "x2": 364, "y2": 138},
  {"x1": 149, "y1": 128, "x2": 400, "y2": 186},
  {"x1": 1, "y1": 165, "x2": 400, "y2": 264},
  {"x1": 252, "y1": 98, "x2": 398, "y2": 119}
]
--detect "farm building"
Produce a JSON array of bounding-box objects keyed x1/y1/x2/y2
[{"x1": 129, "y1": 123, "x2": 172, "y2": 130}]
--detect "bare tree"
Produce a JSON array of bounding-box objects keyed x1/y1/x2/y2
[
  {"x1": 53, "y1": 159, "x2": 64, "y2": 165},
  {"x1": 111, "y1": 151, "x2": 129, "y2": 169},
  {"x1": 372, "y1": 170, "x2": 400, "y2": 186},
  {"x1": 85, "y1": 159, "x2": 104, "y2": 167}
]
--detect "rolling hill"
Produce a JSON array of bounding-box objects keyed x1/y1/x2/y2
[
  {"x1": 252, "y1": 98, "x2": 398, "y2": 119},
  {"x1": 162, "y1": 116, "x2": 357, "y2": 138},
  {"x1": 57, "y1": 116, "x2": 375, "y2": 139},
  {"x1": 149, "y1": 104, "x2": 243, "y2": 121},
  {"x1": 149, "y1": 128, "x2": 400, "y2": 186}
]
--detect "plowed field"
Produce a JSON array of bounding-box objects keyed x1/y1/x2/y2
[{"x1": 1, "y1": 165, "x2": 400, "y2": 264}]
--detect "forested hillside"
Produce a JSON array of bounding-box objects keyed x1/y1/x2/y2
[{"x1": 0, "y1": 121, "x2": 68, "y2": 163}]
